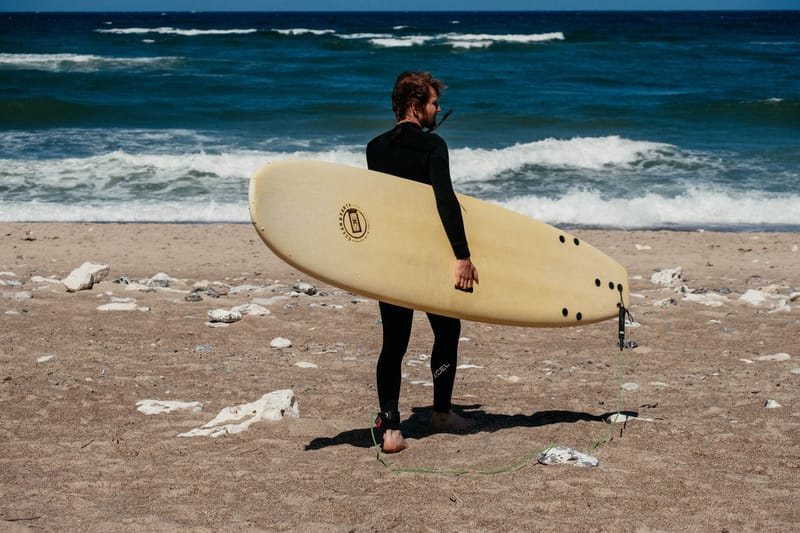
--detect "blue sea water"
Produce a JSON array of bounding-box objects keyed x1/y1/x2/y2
[{"x1": 1, "y1": 11, "x2": 798, "y2": 229}]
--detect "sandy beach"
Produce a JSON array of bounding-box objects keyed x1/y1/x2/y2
[{"x1": 1, "y1": 222, "x2": 798, "y2": 531}]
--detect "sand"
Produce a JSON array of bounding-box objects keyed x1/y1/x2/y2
[{"x1": 1, "y1": 222, "x2": 798, "y2": 531}]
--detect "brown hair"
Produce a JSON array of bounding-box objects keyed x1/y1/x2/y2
[{"x1": 391, "y1": 71, "x2": 445, "y2": 121}]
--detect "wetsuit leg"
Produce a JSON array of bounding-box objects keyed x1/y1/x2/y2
[
  {"x1": 376, "y1": 301, "x2": 414, "y2": 428},
  {"x1": 426, "y1": 312, "x2": 461, "y2": 413}
]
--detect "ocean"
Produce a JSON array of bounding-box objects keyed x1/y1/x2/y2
[{"x1": 1, "y1": 11, "x2": 798, "y2": 230}]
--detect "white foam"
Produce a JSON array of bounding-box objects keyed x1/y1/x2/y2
[
  {"x1": 369, "y1": 35, "x2": 435, "y2": 47},
  {"x1": 273, "y1": 28, "x2": 335, "y2": 36},
  {"x1": 443, "y1": 31, "x2": 565, "y2": 48},
  {"x1": 499, "y1": 187, "x2": 800, "y2": 229},
  {"x1": 450, "y1": 136, "x2": 675, "y2": 180},
  {"x1": 0, "y1": 53, "x2": 181, "y2": 72},
  {"x1": 3, "y1": 133, "x2": 797, "y2": 229},
  {"x1": 96, "y1": 27, "x2": 258, "y2": 36},
  {"x1": 360, "y1": 31, "x2": 564, "y2": 49}
]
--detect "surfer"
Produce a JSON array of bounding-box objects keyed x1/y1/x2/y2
[{"x1": 367, "y1": 71, "x2": 479, "y2": 453}]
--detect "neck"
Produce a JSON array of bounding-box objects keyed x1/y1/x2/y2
[{"x1": 396, "y1": 118, "x2": 421, "y2": 128}]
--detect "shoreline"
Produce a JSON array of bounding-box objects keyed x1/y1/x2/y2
[{"x1": 1, "y1": 222, "x2": 798, "y2": 530}]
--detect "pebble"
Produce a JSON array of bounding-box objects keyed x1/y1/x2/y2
[
  {"x1": 97, "y1": 302, "x2": 150, "y2": 312},
  {"x1": 791, "y1": 368, "x2": 800, "y2": 375},
  {"x1": 207, "y1": 308, "x2": 242, "y2": 323},
  {"x1": 184, "y1": 291, "x2": 203, "y2": 302},
  {"x1": 292, "y1": 282, "x2": 317, "y2": 295},
  {"x1": 3, "y1": 291, "x2": 31, "y2": 302},
  {"x1": 621, "y1": 382, "x2": 641, "y2": 392},
  {"x1": 764, "y1": 399, "x2": 782, "y2": 409},
  {"x1": 270, "y1": 337, "x2": 292, "y2": 348},
  {"x1": 36, "y1": 355, "x2": 56, "y2": 363},
  {"x1": 294, "y1": 361, "x2": 318, "y2": 369},
  {"x1": 30, "y1": 276, "x2": 61, "y2": 284},
  {"x1": 756, "y1": 353, "x2": 791, "y2": 362}
]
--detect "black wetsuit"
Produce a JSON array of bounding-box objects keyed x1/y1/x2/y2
[{"x1": 366, "y1": 122, "x2": 470, "y2": 428}]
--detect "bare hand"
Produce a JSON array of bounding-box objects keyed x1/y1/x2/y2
[{"x1": 454, "y1": 258, "x2": 479, "y2": 292}]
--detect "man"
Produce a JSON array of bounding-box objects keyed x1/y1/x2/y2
[{"x1": 366, "y1": 71, "x2": 479, "y2": 453}]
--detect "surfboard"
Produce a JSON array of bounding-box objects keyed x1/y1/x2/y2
[{"x1": 249, "y1": 160, "x2": 629, "y2": 328}]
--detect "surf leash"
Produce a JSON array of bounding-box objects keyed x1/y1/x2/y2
[{"x1": 370, "y1": 291, "x2": 635, "y2": 474}]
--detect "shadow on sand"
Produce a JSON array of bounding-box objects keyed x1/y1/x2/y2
[{"x1": 305, "y1": 404, "x2": 638, "y2": 451}]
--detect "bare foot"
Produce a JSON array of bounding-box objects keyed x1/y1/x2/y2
[
  {"x1": 381, "y1": 429, "x2": 408, "y2": 453},
  {"x1": 429, "y1": 410, "x2": 475, "y2": 433}
]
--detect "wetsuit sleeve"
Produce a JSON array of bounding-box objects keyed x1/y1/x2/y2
[{"x1": 428, "y1": 137, "x2": 471, "y2": 259}]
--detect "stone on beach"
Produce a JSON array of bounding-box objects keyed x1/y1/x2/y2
[
  {"x1": 136, "y1": 399, "x2": 203, "y2": 415},
  {"x1": 62, "y1": 262, "x2": 110, "y2": 292},
  {"x1": 97, "y1": 301, "x2": 150, "y2": 312},
  {"x1": 270, "y1": 337, "x2": 292, "y2": 348},
  {"x1": 207, "y1": 308, "x2": 243, "y2": 323},
  {"x1": 650, "y1": 267, "x2": 682, "y2": 287},
  {"x1": 755, "y1": 353, "x2": 791, "y2": 362},
  {"x1": 739, "y1": 287, "x2": 792, "y2": 312},
  {"x1": 178, "y1": 389, "x2": 299, "y2": 438}
]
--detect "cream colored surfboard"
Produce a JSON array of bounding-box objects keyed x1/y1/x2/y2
[{"x1": 249, "y1": 160, "x2": 629, "y2": 327}]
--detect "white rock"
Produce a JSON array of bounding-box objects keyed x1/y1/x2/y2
[
  {"x1": 228, "y1": 284, "x2": 264, "y2": 295},
  {"x1": 621, "y1": 382, "x2": 641, "y2": 392},
  {"x1": 148, "y1": 272, "x2": 179, "y2": 285},
  {"x1": 457, "y1": 364, "x2": 484, "y2": 369},
  {"x1": 270, "y1": 337, "x2": 292, "y2": 348},
  {"x1": 36, "y1": 355, "x2": 55, "y2": 363},
  {"x1": 635, "y1": 244, "x2": 652, "y2": 251},
  {"x1": 207, "y1": 308, "x2": 242, "y2": 323},
  {"x1": 683, "y1": 292, "x2": 729, "y2": 307},
  {"x1": 136, "y1": 400, "x2": 203, "y2": 415},
  {"x1": 3, "y1": 291, "x2": 31, "y2": 301},
  {"x1": 791, "y1": 368, "x2": 800, "y2": 375},
  {"x1": 650, "y1": 267, "x2": 682, "y2": 287},
  {"x1": 62, "y1": 262, "x2": 109, "y2": 292},
  {"x1": 764, "y1": 399, "x2": 782, "y2": 409},
  {"x1": 755, "y1": 353, "x2": 791, "y2": 362},
  {"x1": 30, "y1": 275, "x2": 61, "y2": 284},
  {"x1": 178, "y1": 389, "x2": 299, "y2": 438},
  {"x1": 231, "y1": 303, "x2": 271, "y2": 316},
  {"x1": 294, "y1": 361, "x2": 318, "y2": 368},
  {"x1": 739, "y1": 287, "x2": 790, "y2": 311},
  {"x1": 292, "y1": 282, "x2": 317, "y2": 295},
  {"x1": 538, "y1": 446, "x2": 599, "y2": 467},
  {"x1": 97, "y1": 302, "x2": 149, "y2": 312},
  {"x1": 252, "y1": 295, "x2": 291, "y2": 306}
]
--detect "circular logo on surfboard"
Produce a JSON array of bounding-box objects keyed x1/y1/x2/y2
[{"x1": 339, "y1": 204, "x2": 368, "y2": 242}]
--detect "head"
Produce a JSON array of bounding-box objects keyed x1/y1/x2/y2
[{"x1": 391, "y1": 71, "x2": 445, "y2": 128}]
